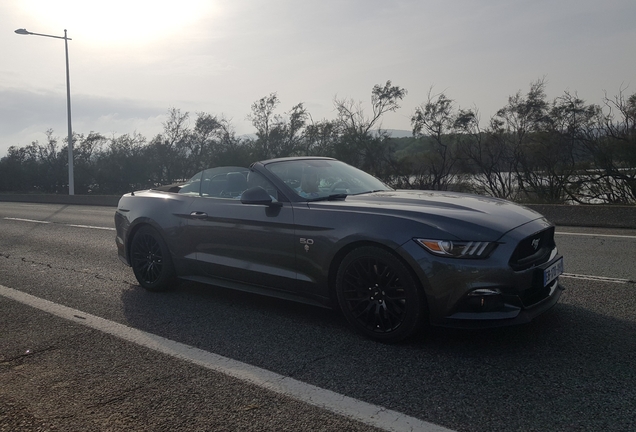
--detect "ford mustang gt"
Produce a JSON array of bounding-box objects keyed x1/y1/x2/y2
[{"x1": 115, "y1": 157, "x2": 564, "y2": 341}]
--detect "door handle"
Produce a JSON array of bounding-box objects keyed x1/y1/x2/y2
[{"x1": 190, "y1": 211, "x2": 208, "y2": 218}]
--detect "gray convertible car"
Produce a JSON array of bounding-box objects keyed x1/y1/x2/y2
[{"x1": 115, "y1": 157, "x2": 564, "y2": 341}]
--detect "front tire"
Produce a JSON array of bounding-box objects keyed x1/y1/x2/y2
[
  {"x1": 336, "y1": 246, "x2": 424, "y2": 342},
  {"x1": 130, "y1": 226, "x2": 176, "y2": 291}
]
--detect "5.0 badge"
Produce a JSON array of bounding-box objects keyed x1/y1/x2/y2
[{"x1": 300, "y1": 238, "x2": 314, "y2": 252}]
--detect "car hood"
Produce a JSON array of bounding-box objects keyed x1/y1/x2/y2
[{"x1": 309, "y1": 190, "x2": 545, "y2": 241}]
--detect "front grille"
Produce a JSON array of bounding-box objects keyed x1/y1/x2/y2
[{"x1": 509, "y1": 227, "x2": 555, "y2": 271}]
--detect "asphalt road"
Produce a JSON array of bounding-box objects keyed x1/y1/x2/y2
[{"x1": 0, "y1": 202, "x2": 635, "y2": 432}]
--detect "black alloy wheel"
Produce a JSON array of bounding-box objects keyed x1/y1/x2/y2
[
  {"x1": 336, "y1": 246, "x2": 424, "y2": 342},
  {"x1": 130, "y1": 226, "x2": 176, "y2": 291}
]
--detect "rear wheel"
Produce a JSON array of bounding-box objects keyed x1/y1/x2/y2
[
  {"x1": 130, "y1": 226, "x2": 176, "y2": 291},
  {"x1": 336, "y1": 246, "x2": 424, "y2": 342}
]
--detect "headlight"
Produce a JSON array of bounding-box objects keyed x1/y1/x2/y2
[{"x1": 415, "y1": 239, "x2": 497, "y2": 259}]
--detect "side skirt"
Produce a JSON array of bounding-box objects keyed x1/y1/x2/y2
[{"x1": 178, "y1": 274, "x2": 333, "y2": 309}]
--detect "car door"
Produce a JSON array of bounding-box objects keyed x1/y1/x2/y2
[{"x1": 185, "y1": 169, "x2": 298, "y2": 292}]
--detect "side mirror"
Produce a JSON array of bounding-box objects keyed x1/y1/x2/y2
[{"x1": 240, "y1": 187, "x2": 282, "y2": 207}]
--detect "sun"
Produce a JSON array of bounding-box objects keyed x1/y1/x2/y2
[{"x1": 18, "y1": 0, "x2": 218, "y2": 46}]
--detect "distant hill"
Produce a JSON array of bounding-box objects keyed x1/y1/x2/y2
[{"x1": 381, "y1": 129, "x2": 412, "y2": 138}]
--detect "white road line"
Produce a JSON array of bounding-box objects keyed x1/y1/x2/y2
[
  {"x1": 3, "y1": 217, "x2": 115, "y2": 231},
  {"x1": 561, "y1": 273, "x2": 632, "y2": 284},
  {"x1": 2, "y1": 204, "x2": 49, "y2": 208},
  {"x1": 67, "y1": 224, "x2": 116, "y2": 231},
  {"x1": 555, "y1": 231, "x2": 636, "y2": 239},
  {"x1": 0, "y1": 284, "x2": 455, "y2": 432},
  {"x1": 3, "y1": 217, "x2": 51, "y2": 224}
]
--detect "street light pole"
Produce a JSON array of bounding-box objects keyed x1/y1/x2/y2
[{"x1": 15, "y1": 28, "x2": 75, "y2": 195}]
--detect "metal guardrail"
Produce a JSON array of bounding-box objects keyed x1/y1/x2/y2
[
  {"x1": 523, "y1": 203, "x2": 636, "y2": 229},
  {"x1": 0, "y1": 194, "x2": 120, "y2": 207},
  {"x1": 0, "y1": 194, "x2": 634, "y2": 229}
]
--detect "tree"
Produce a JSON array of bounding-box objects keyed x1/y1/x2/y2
[
  {"x1": 186, "y1": 112, "x2": 223, "y2": 170},
  {"x1": 408, "y1": 91, "x2": 463, "y2": 190},
  {"x1": 457, "y1": 107, "x2": 520, "y2": 198},
  {"x1": 0, "y1": 146, "x2": 27, "y2": 192},
  {"x1": 73, "y1": 132, "x2": 107, "y2": 193},
  {"x1": 93, "y1": 132, "x2": 149, "y2": 193},
  {"x1": 248, "y1": 93, "x2": 308, "y2": 159},
  {"x1": 195, "y1": 113, "x2": 251, "y2": 167},
  {"x1": 1, "y1": 81, "x2": 634, "y2": 202},
  {"x1": 302, "y1": 118, "x2": 340, "y2": 156},
  {"x1": 146, "y1": 108, "x2": 192, "y2": 184},
  {"x1": 544, "y1": 92, "x2": 602, "y2": 202},
  {"x1": 488, "y1": 79, "x2": 568, "y2": 202},
  {"x1": 333, "y1": 81, "x2": 407, "y2": 177},
  {"x1": 582, "y1": 89, "x2": 636, "y2": 203}
]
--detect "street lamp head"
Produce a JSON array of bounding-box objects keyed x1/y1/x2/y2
[{"x1": 15, "y1": 28, "x2": 31, "y2": 35}]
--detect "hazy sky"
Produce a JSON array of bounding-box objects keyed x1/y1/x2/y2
[{"x1": 1, "y1": 0, "x2": 635, "y2": 157}]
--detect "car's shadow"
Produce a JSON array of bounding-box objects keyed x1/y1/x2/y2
[{"x1": 120, "y1": 279, "x2": 636, "y2": 432}]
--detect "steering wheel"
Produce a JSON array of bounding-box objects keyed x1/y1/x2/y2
[
  {"x1": 329, "y1": 181, "x2": 350, "y2": 192},
  {"x1": 285, "y1": 179, "x2": 301, "y2": 189}
]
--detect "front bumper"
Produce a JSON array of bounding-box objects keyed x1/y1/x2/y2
[
  {"x1": 438, "y1": 279, "x2": 564, "y2": 329},
  {"x1": 114, "y1": 209, "x2": 130, "y2": 266},
  {"x1": 399, "y1": 217, "x2": 565, "y2": 329}
]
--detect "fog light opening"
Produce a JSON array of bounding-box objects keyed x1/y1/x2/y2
[{"x1": 466, "y1": 288, "x2": 504, "y2": 312}]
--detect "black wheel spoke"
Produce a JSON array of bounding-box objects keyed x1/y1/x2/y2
[{"x1": 352, "y1": 301, "x2": 374, "y2": 319}]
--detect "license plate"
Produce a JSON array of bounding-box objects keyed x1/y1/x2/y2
[{"x1": 544, "y1": 258, "x2": 564, "y2": 286}]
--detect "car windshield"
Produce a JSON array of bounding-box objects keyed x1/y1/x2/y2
[{"x1": 265, "y1": 159, "x2": 392, "y2": 200}]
